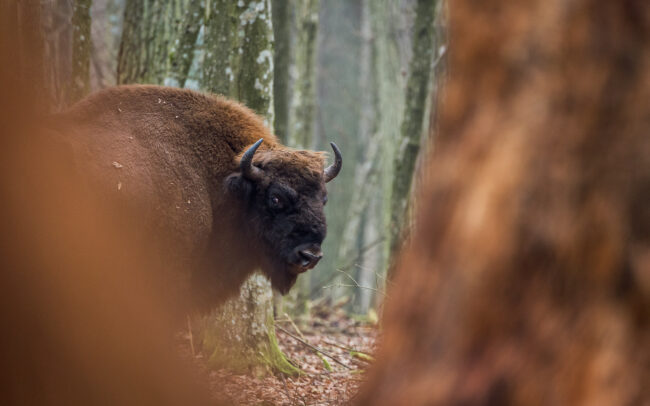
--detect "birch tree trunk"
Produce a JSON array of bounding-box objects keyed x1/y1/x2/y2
[
  {"x1": 69, "y1": 0, "x2": 92, "y2": 102},
  {"x1": 387, "y1": 0, "x2": 437, "y2": 271},
  {"x1": 199, "y1": 0, "x2": 299, "y2": 376}
]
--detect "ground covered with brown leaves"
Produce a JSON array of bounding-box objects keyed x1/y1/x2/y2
[{"x1": 180, "y1": 306, "x2": 377, "y2": 405}]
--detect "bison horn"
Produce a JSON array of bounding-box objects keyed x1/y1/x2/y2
[
  {"x1": 240, "y1": 138, "x2": 265, "y2": 181},
  {"x1": 324, "y1": 142, "x2": 342, "y2": 183}
]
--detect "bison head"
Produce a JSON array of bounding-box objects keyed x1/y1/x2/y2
[{"x1": 225, "y1": 139, "x2": 342, "y2": 294}]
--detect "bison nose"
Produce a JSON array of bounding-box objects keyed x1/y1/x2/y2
[{"x1": 296, "y1": 246, "x2": 323, "y2": 269}]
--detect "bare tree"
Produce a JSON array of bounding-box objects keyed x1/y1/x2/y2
[{"x1": 387, "y1": 0, "x2": 437, "y2": 272}]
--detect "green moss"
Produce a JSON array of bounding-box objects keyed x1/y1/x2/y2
[
  {"x1": 199, "y1": 312, "x2": 301, "y2": 377},
  {"x1": 258, "y1": 319, "x2": 302, "y2": 376}
]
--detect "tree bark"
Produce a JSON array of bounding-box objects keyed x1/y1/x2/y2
[
  {"x1": 168, "y1": 0, "x2": 203, "y2": 87},
  {"x1": 288, "y1": 0, "x2": 320, "y2": 149},
  {"x1": 271, "y1": 0, "x2": 292, "y2": 143},
  {"x1": 117, "y1": 0, "x2": 176, "y2": 85},
  {"x1": 356, "y1": 0, "x2": 411, "y2": 292},
  {"x1": 358, "y1": 0, "x2": 650, "y2": 404},
  {"x1": 69, "y1": 0, "x2": 93, "y2": 102},
  {"x1": 116, "y1": 0, "x2": 144, "y2": 84},
  {"x1": 387, "y1": 0, "x2": 437, "y2": 274},
  {"x1": 202, "y1": 0, "x2": 236, "y2": 95}
]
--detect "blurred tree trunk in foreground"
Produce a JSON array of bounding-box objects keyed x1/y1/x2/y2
[
  {"x1": 199, "y1": 0, "x2": 299, "y2": 376},
  {"x1": 358, "y1": 0, "x2": 650, "y2": 404},
  {"x1": 0, "y1": 4, "x2": 214, "y2": 403}
]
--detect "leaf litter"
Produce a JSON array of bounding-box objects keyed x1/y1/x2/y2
[{"x1": 177, "y1": 302, "x2": 378, "y2": 405}]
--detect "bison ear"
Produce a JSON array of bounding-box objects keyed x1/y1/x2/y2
[{"x1": 225, "y1": 173, "x2": 254, "y2": 200}]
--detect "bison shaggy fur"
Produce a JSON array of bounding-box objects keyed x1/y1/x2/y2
[{"x1": 49, "y1": 85, "x2": 340, "y2": 309}]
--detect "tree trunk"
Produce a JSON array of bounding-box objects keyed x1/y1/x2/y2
[
  {"x1": 283, "y1": 0, "x2": 321, "y2": 316},
  {"x1": 198, "y1": 0, "x2": 298, "y2": 376},
  {"x1": 117, "y1": 0, "x2": 176, "y2": 85},
  {"x1": 333, "y1": 0, "x2": 382, "y2": 312},
  {"x1": 167, "y1": 0, "x2": 203, "y2": 88},
  {"x1": 359, "y1": 0, "x2": 650, "y2": 404},
  {"x1": 202, "y1": 0, "x2": 236, "y2": 96},
  {"x1": 234, "y1": 0, "x2": 274, "y2": 122},
  {"x1": 387, "y1": 0, "x2": 437, "y2": 274},
  {"x1": 312, "y1": 0, "x2": 362, "y2": 294},
  {"x1": 288, "y1": 0, "x2": 319, "y2": 149},
  {"x1": 69, "y1": 0, "x2": 93, "y2": 102},
  {"x1": 271, "y1": 0, "x2": 292, "y2": 143},
  {"x1": 116, "y1": 0, "x2": 144, "y2": 84},
  {"x1": 369, "y1": 0, "x2": 412, "y2": 285}
]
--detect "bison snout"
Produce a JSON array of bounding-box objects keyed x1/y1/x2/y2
[{"x1": 291, "y1": 244, "x2": 323, "y2": 273}]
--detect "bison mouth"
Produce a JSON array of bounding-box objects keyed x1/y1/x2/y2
[{"x1": 264, "y1": 244, "x2": 323, "y2": 295}]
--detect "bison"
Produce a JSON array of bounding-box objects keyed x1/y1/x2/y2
[{"x1": 50, "y1": 85, "x2": 341, "y2": 309}]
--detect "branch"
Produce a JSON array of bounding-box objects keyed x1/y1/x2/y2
[{"x1": 275, "y1": 325, "x2": 351, "y2": 370}]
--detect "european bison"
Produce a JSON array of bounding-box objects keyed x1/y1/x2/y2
[{"x1": 50, "y1": 85, "x2": 341, "y2": 308}]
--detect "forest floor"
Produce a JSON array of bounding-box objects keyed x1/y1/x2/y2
[{"x1": 179, "y1": 302, "x2": 378, "y2": 405}]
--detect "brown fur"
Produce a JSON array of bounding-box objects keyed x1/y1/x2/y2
[
  {"x1": 358, "y1": 0, "x2": 649, "y2": 405},
  {"x1": 49, "y1": 85, "x2": 330, "y2": 309},
  {"x1": 0, "y1": 13, "x2": 215, "y2": 403}
]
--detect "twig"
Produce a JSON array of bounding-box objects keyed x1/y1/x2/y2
[
  {"x1": 279, "y1": 373, "x2": 293, "y2": 405},
  {"x1": 320, "y1": 267, "x2": 389, "y2": 300},
  {"x1": 322, "y1": 339, "x2": 375, "y2": 364},
  {"x1": 284, "y1": 312, "x2": 307, "y2": 340},
  {"x1": 322, "y1": 339, "x2": 362, "y2": 354},
  {"x1": 282, "y1": 312, "x2": 333, "y2": 371},
  {"x1": 309, "y1": 237, "x2": 385, "y2": 297},
  {"x1": 321, "y1": 282, "x2": 387, "y2": 297},
  {"x1": 275, "y1": 325, "x2": 351, "y2": 370}
]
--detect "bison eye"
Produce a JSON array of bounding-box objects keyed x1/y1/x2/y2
[{"x1": 268, "y1": 194, "x2": 284, "y2": 210}]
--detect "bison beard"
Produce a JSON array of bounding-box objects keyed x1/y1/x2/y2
[{"x1": 47, "y1": 85, "x2": 341, "y2": 309}]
